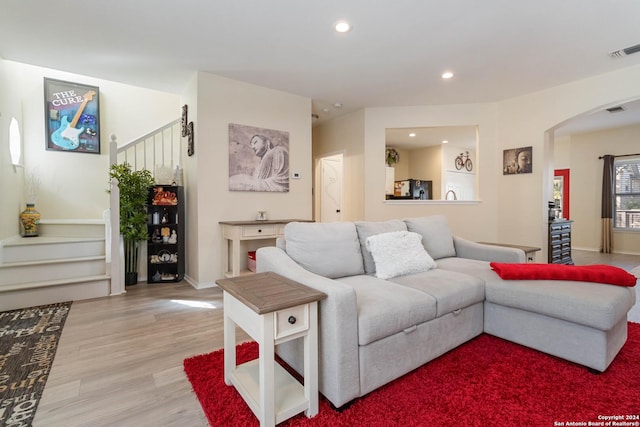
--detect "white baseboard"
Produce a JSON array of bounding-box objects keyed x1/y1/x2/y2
[
  {"x1": 571, "y1": 247, "x2": 600, "y2": 252},
  {"x1": 0, "y1": 277, "x2": 111, "y2": 311},
  {"x1": 573, "y1": 246, "x2": 640, "y2": 256},
  {"x1": 184, "y1": 274, "x2": 218, "y2": 290}
]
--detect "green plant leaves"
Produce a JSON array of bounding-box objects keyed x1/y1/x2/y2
[{"x1": 108, "y1": 163, "x2": 155, "y2": 242}]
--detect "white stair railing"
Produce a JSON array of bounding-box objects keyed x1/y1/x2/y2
[
  {"x1": 109, "y1": 119, "x2": 181, "y2": 172},
  {"x1": 108, "y1": 119, "x2": 181, "y2": 293}
]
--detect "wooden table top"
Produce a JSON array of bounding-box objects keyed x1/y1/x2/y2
[
  {"x1": 478, "y1": 242, "x2": 541, "y2": 252},
  {"x1": 218, "y1": 219, "x2": 312, "y2": 226},
  {"x1": 216, "y1": 272, "x2": 326, "y2": 315}
]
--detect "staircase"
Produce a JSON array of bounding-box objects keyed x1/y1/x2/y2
[
  {"x1": 0, "y1": 119, "x2": 182, "y2": 311},
  {"x1": 0, "y1": 219, "x2": 111, "y2": 311}
]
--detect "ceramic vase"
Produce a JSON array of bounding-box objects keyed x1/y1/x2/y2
[{"x1": 20, "y1": 203, "x2": 40, "y2": 237}]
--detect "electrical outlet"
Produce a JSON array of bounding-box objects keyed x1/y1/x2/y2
[{"x1": 292, "y1": 172, "x2": 301, "y2": 179}]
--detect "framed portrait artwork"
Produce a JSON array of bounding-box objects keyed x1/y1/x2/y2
[
  {"x1": 44, "y1": 78, "x2": 100, "y2": 154},
  {"x1": 503, "y1": 146, "x2": 532, "y2": 175},
  {"x1": 228, "y1": 123, "x2": 289, "y2": 192}
]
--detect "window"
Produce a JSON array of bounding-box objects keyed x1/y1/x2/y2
[
  {"x1": 614, "y1": 156, "x2": 640, "y2": 230},
  {"x1": 9, "y1": 117, "x2": 21, "y2": 166}
]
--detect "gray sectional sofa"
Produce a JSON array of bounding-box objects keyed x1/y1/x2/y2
[{"x1": 256, "y1": 215, "x2": 636, "y2": 408}]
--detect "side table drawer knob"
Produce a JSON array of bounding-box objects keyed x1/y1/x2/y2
[{"x1": 275, "y1": 305, "x2": 309, "y2": 340}]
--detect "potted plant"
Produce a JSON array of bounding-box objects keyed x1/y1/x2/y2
[
  {"x1": 385, "y1": 147, "x2": 400, "y2": 166},
  {"x1": 108, "y1": 163, "x2": 155, "y2": 285}
]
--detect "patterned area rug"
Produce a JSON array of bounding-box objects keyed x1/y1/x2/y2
[
  {"x1": 0, "y1": 302, "x2": 72, "y2": 427},
  {"x1": 629, "y1": 266, "x2": 640, "y2": 323}
]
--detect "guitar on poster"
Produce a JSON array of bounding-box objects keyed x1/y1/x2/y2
[{"x1": 50, "y1": 90, "x2": 96, "y2": 150}]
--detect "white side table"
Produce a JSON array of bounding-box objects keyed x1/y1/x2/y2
[
  {"x1": 219, "y1": 219, "x2": 311, "y2": 277},
  {"x1": 216, "y1": 272, "x2": 326, "y2": 427}
]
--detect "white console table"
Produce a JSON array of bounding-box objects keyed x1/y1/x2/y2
[
  {"x1": 216, "y1": 272, "x2": 326, "y2": 427},
  {"x1": 219, "y1": 219, "x2": 310, "y2": 278}
]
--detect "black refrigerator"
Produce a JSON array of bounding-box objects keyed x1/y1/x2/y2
[{"x1": 391, "y1": 179, "x2": 433, "y2": 200}]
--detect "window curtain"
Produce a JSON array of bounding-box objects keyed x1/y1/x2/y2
[{"x1": 600, "y1": 155, "x2": 614, "y2": 253}]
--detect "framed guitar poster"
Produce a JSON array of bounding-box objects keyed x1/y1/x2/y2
[{"x1": 44, "y1": 78, "x2": 100, "y2": 154}]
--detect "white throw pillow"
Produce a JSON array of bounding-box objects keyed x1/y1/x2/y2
[
  {"x1": 355, "y1": 219, "x2": 407, "y2": 275},
  {"x1": 366, "y1": 231, "x2": 437, "y2": 279}
]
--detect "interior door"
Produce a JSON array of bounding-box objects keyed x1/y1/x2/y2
[{"x1": 320, "y1": 155, "x2": 343, "y2": 222}]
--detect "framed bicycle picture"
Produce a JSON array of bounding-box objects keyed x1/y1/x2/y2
[{"x1": 44, "y1": 78, "x2": 100, "y2": 154}]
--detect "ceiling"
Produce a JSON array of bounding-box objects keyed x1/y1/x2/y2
[
  {"x1": 2, "y1": 0, "x2": 640, "y2": 131},
  {"x1": 386, "y1": 126, "x2": 477, "y2": 150}
]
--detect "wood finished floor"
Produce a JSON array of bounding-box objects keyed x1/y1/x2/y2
[
  {"x1": 33, "y1": 282, "x2": 248, "y2": 427},
  {"x1": 33, "y1": 250, "x2": 640, "y2": 426}
]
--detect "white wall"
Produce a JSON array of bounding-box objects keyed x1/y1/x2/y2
[
  {"x1": 0, "y1": 60, "x2": 180, "y2": 224},
  {"x1": 555, "y1": 124, "x2": 640, "y2": 254},
  {"x1": 349, "y1": 64, "x2": 640, "y2": 260},
  {"x1": 182, "y1": 73, "x2": 199, "y2": 287},
  {"x1": 441, "y1": 143, "x2": 476, "y2": 201},
  {"x1": 187, "y1": 72, "x2": 312, "y2": 286},
  {"x1": 496, "y1": 64, "x2": 640, "y2": 259},
  {"x1": 0, "y1": 57, "x2": 23, "y2": 240},
  {"x1": 312, "y1": 110, "x2": 365, "y2": 221},
  {"x1": 362, "y1": 103, "x2": 502, "y2": 242},
  {"x1": 408, "y1": 145, "x2": 441, "y2": 199},
  {"x1": 553, "y1": 136, "x2": 571, "y2": 169},
  {"x1": 391, "y1": 147, "x2": 410, "y2": 181}
]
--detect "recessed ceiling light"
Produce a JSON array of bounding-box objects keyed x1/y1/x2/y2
[
  {"x1": 442, "y1": 71, "x2": 454, "y2": 79},
  {"x1": 335, "y1": 21, "x2": 351, "y2": 33},
  {"x1": 442, "y1": 140, "x2": 449, "y2": 144},
  {"x1": 409, "y1": 133, "x2": 416, "y2": 137},
  {"x1": 333, "y1": 102, "x2": 343, "y2": 109}
]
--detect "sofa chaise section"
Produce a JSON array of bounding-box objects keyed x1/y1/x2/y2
[{"x1": 484, "y1": 278, "x2": 635, "y2": 372}]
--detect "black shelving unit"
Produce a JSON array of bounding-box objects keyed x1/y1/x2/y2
[
  {"x1": 548, "y1": 219, "x2": 573, "y2": 264},
  {"x1": 147, "y1": 185, "x2": 185, "y2": 283}
]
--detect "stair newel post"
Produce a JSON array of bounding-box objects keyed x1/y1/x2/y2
[
  {"x1": 109, "y1": 176, "x2": 124, "y2": 295},
  {"x1": 109, "y1": 134, "x2": 125, "y2": 295},
  {"x1": 109, "y1": 134, "x2": 118, "y2": 169}
]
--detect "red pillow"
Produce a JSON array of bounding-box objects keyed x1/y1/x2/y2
[{"x1": 489, "y1": 263, "x2": 637, "y2": 287}]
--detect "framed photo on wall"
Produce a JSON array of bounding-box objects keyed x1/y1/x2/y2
[
  {"x1": 503, "y1": 146, "x2": 532, "y2": 175},
  {"x1": 44, "y1": 78, "x2": 100, "y2": 154},
  {"x1": 228, "y1": 123, "x2": 289, "y2": 192}
]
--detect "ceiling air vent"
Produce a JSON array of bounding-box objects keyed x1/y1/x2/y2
[
  {"x1": 606, "y1": 106, "x2": 625, "y2": 113},
  {"x1": 609, "y1": 43, "x2": 640, "y2": 58}
]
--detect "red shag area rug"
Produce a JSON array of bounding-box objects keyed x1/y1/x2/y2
[{"x1": 184, "y1": 323, "x2": 640, "y2": 427}]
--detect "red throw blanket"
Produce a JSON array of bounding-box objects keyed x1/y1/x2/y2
[{"x1": 489, "y1": 262, "x2": 637, "y2": 287}]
